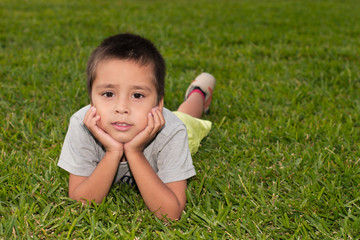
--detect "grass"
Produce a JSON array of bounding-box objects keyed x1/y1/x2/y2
[{"x1": 1, "y1": 0, "x2": 360, "y2": 238}]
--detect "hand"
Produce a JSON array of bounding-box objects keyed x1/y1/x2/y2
[
  {"x1": 83, "y1": 106, "x2": 124, "y2": 155},
  {"x1": 124, "y1": 107, "x2": 165, "y2": 155}
]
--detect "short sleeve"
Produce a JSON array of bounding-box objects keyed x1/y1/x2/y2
[
  {"x1": 155, "y1": 125, "x2": 196, "y2": 183},
  {"x1": 58, "y1": 114, "x2": 101, "y2": 176}
]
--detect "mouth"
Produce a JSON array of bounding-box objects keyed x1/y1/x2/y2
[{"x1": 111, "y1": 122, "x2": 132, "y2": 131}]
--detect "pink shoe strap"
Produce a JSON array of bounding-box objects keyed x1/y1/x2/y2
[{"x1": 188, "y1": 88, "x2": 205, "y2": 102}]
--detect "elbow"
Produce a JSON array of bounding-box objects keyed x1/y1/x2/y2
[
  {"x1": 155, "y1": 195, "x2": 186, "y2": 221},
  {"x1": 68, "y1": 191, "x2": 85, "y2": 204},
  {"x1": 69, "y1": 191, "x2": 102, "y2": 205},
  {"x1": 157, "y1": 211, "x2": 183, "y2": 221},
  {"x1": 154, "y1": 205, "x2": 184, "y2": 221},
  {"x1": 69, "y1": 190, "x2": 82, "y2": 202},
  {"x1": 169, "y1": 207, "x2": 184, "y2": 221},
  {"x1": 167, "y1": 212, "x2": 182, "y2": 221}
]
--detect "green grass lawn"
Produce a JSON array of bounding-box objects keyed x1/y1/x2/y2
[{"x1": 1, "y1": 0, "x2": 360, "y2": 238}]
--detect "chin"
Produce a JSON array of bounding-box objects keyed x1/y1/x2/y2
[
  {"x1": 114, "y1": 136, "x2": 133, "y2": 144},
  {"x1": 114, "y1": 138, "x2": 129, "y2": 144}
]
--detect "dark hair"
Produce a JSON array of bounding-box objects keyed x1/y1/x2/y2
[{"x1": 86, "y1": 33, "x2": 166, "y2": 104}]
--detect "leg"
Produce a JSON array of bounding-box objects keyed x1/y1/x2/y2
[
  {"x1": 177, "y1": 92, "x2": 204, "y2": 119},
  {"x1": 177, "y1": 72, "x2": 216, "y2": 119}
]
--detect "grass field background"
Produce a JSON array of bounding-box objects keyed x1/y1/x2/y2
[{"x1": 1, "y1": 0, "x2": 360, "y2": 239}]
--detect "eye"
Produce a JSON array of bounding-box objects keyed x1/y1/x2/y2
[
  {"x1": 132, "y1": 93, "x2": 144, "y2": 99},
  {"x1": 102, "y1": 92, "x2": 114, "y2": 98}
]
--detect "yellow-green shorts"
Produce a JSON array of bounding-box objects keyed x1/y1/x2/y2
[{"x1": 173, "y1": 111, "x2": 212, "y2": 155}]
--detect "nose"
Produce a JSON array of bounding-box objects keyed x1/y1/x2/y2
[{"x1": 114, "y1": 97, "x2": 129, "y2": 114}]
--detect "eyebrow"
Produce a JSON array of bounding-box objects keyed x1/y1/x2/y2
[
  {"x1": 95, "y1": 83, "x2": 152, "y2": 92},
  {"x1": 131, "y1": 85, "x2": 152, "y2": 92},
  {"x1": 95, "y1": 84, "x2": 118, "y2": 89}
]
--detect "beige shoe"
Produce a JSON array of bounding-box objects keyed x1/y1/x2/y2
[{"x1": 185, "y1": 72, "x2": 216, "y2": 114}]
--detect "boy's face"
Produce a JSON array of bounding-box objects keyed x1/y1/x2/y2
[{"x1": 91, "y1": 59, "x2": 163, "y2": 143}]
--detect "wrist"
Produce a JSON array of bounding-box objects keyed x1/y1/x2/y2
[
  {"x1": 105, "y1": 150, "x2": 123, "y2": 160},
  {"x1": 124, "y1": 150, "x2": 144, "y2": 160}
]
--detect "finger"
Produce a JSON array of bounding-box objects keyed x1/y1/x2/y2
[
  {"x1": 83, "y1": 107, "x2": 96, "y2": 126},
  {"x1": 157, "y1": 108, "x2": 165, "y2": 126},
  {"x1": 91, "y1": 115, "x2": 101, "y2": 129},
  {"x1": 151, "y1": 108, "x2": 160, "y2": 128},
  {"x1": 85, "y1": 108, "x2": 102, "y2": 135},
  {"x1": 151, "y1": 108, "x2": 164, "y2": 134},
  {"x1": 152, "y1": 107, "x2": 165, "y2": 131},
  {"x1": 146, "y1": 111, "x2": 155, "y2": 134}
]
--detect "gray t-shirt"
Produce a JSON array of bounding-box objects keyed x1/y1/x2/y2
[{"x1": 58, "y1": 105, "x2": 196, "y2": 185}]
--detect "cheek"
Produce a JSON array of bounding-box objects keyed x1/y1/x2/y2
[
  {"x1": 135, "y1": 111, "x2": 150, "y2": 129},
  {"x1": 139, "y1": 114, "x2": 149, "y2": 128}
]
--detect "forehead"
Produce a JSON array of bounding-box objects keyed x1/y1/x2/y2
[{"x1": 95, "y1": 58, "x2": 157, "y2": 86}]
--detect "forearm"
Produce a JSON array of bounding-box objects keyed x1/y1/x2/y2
[
  {"x1": 127, "y1": 152, "x2": 184, "y2": 220},
  {"x1": 69, "y1": 151, "x2": 121, "y2": 204}
]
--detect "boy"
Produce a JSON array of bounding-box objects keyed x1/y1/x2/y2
[{"x1": 58, "y1": 33, "x2": 215, "y2": 220}]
